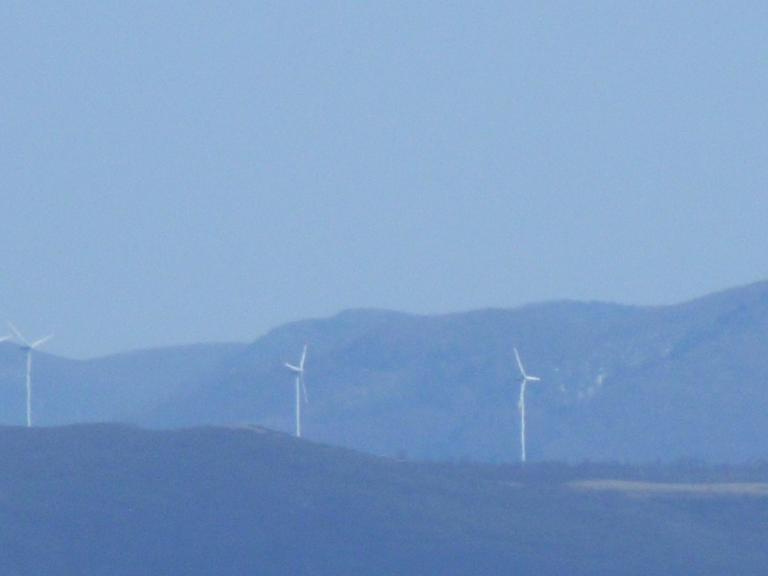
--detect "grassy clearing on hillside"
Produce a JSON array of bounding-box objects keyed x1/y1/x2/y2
[{"x1": 569, "y1": 479, "x2": 768, "y2": 497}]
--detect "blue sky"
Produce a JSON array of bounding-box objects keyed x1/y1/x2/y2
[{"x1": 1, "y1": 1, "x2": 766, "y2": 357}]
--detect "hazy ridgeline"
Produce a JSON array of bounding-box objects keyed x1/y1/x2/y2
[{"x1": 1, "y1": 281, "x2": 767, "y2": 464}]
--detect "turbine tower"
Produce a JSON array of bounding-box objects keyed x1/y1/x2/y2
[
  {"x1": 514, "y1": 347, "x2": 540, "y2": 464},
  {"x1": 8, "y1": 322, "x2": 53, "y2": 428},
  {"x1": 284, "y1": 344, "x2": 308, "y2": 438}
]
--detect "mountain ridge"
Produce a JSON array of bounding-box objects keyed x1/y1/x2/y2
[{"x1": 1, "y1": 280, "x2": 767, "y2": 463}]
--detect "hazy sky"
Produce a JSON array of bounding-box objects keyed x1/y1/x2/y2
[{"x1": 1, "y1": 2, "x2": 766, "y2": 358}]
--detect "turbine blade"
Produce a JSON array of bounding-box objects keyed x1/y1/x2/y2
[
  {"x1": 527, "y1": 376, "x2": 541, "y2": 382},
  {"x1": 284, "y1": 362, "x2": 302, "y2": 373},
  {"x1": 7, "y1": 322, "x2": 29, "y2": 346},
  {"x1": 31, "y1": 334, "x2": 54, "y2": 349},
  {"x1": 301, "y1": 374, "x2": 309, "y2": 403},
  {"x1": 0, "y1": 335, "x2": 10, "y2": 343},
  {"x1": 513, "y1": 347, "x2": 527, "y2": 378},
  {"x1": 299, "y1": 344, "x2": 307, "y2": 370}
]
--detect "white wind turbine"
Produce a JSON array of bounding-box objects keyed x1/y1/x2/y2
[
  {"x1": 284, "y1": 344, "x2": 309, "y2": 438},
  {"x1": 514, "y1": 347, "x2": 541, "y2": 464},
  {"x1": 8, "y1": 322, "x2": 53, "y2": 428}
]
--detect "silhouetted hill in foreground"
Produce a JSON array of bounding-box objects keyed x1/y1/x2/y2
[
  {"x1": 0, "y1": 424, "x2": 767, "y2": 576},
  {"x1": 2, "y1": 281, "x2": 768, "y2": 463}
]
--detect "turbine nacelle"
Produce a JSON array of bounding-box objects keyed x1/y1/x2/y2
[
  {"x1": 513, "y1": 347, "x2": 540, "y2": 382},
  {"x1": 283, "y1": 344, "x2": 308, "y2": 382},
  {"x1": 7, "y1": 322, "x2": 53, "y2": 351}
]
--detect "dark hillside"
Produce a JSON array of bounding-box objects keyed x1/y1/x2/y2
[{"x1": 0, "y1": 425, "x2": 767, "y2": 575}]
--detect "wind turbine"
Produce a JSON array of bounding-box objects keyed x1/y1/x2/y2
[
  {"x1": 514, "y1": 347, "x2": 540, "y2": 464},
  {"x1": 7, "y1": 322, "x2": 53, "y2": 428},
  {"x1": 284, "y1": 344, "x2": 308, "y2": 438}
]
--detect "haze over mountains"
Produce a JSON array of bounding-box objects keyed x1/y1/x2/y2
[{"x1": 2, "y1": 281, "x2": 767, "y2": 463}]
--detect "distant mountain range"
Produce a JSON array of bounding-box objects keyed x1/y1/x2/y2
[
  {"x1": 2, "y1": 280, "x2": 768, "y2": 463},
  {"x1": 1, "y1": 424, "x2": 767, "y2": 576}
]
